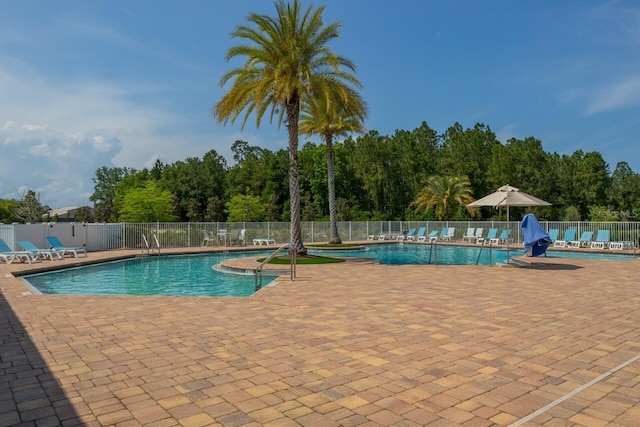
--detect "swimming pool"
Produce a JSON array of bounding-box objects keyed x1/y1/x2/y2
[
  {"x1": 308, "y1": 243, "x2": 635, "y2": 265},
  {"x1": 22, "y1": 244, "x2": 633, "y2": 297},
  {"x1": 23, "y1": 251, "x2": 277, "y2": 297}
]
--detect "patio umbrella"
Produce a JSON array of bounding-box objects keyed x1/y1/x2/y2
[{"x1": 467, "y1": 185, "x2": 551, "y2": 263}]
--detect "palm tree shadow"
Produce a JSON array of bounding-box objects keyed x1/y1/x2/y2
[
  {"x1": 1, "y1": 292, "x2": 81, "y2": 425},
  {"x1": 523, "y1": 262, "x2": 583, "y2": 270}
]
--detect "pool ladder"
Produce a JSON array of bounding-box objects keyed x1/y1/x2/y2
[
  {"x1": 475, "y1": 239, "x2": 494, "y2": 266},
  {"x1": 142, "y1": 233, "x2": 161, "y2": 255},
  {"x1": 255, "y1": 243, "x2": 296, "y2": 291}
]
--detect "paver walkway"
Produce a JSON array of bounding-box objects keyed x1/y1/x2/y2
[{"x1": 1, "y1": 249, "x2": 640, "y2": 426}]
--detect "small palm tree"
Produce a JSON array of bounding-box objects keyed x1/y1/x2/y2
[
  {"x1": 300, "y1": 88, "x2": 367, "y2": 244},
  {"x1": 412, "y1": 175, "x2": 477, "y2": 220},
  {"x1": 214, "y1": 0, "x2": 360, "y2": 255}
]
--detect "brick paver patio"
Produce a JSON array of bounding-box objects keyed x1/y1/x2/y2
[{"x1": 1, "y1": 245, "x2": 639, "y2": 426}]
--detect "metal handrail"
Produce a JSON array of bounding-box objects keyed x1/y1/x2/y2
[
  {"x1": 428, "y1": 239, "x2": 438, "y2": 265},
  {"x1": 142, "y1": 233, "x2": 160, "y2": 255},
  {"x1": 142, "y1": 234, "x2": 150, "y2": 255},
  {"x1": 255, "y1": 243, "x2": 296, "y2": 290},
  {"x1": 475, "y1": 239, "x2": 494, "y2": 266},
  {"x1": 152, "y1": 233, "x2": 161, "y2": 254}
]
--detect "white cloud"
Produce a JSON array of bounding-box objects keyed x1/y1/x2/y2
[
  {"x1": 2, "y1": 121, "x2": 15, "y2": 130},
  {"x1": 22, "y1": 123, "x2": 48, "y2": 131},
  {"x1": 586, "y1": 74, "x2": 640, "y2": 115}
]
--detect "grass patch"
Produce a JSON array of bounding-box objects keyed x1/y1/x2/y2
[
  {"x1": 256, "y1": 255, "x2": 346, "y2": 265},
  {"x1": 306, "y1": 243, "x2": 364, "y2": 250}
]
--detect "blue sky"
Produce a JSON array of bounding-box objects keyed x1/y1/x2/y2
[{"x1": 1, "y1": 0, "x2": 640, "y2": 209}]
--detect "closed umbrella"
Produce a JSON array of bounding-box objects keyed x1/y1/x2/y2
[{"x1": 467, "y1": 185, "x2": 551, "y2": 263}]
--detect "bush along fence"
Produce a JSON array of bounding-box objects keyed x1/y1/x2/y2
[{"x1": 1, "y1": 221, "x2": 639, "y2": 252}]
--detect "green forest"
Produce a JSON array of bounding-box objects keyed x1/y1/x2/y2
[{"x1": 86, "y1": 121, "x2": 640, "y2": 224}]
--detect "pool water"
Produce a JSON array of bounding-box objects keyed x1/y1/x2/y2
[
  {"x1": 308, "y1": 244, "x2": 634, "y2": 265},
  {"x1": 23, "y1": 244, "x2": 633, "y2": 297},
  {"x1": 23, "y1": 252, "x2": 276, "y2": 297}
]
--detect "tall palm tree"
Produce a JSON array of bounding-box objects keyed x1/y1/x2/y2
[
  {"x1": 300, "y1": 88, "x2": 367, "y2": 244},
  {"x1": 412, "y1": 175, "x2": 477, "y2": 220},
  {"x1": 214, "y1": 0, "x2": 360, "y2": 254}
]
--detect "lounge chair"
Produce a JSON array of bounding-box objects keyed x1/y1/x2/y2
[
  {"x1": 397, "y1": 228, "x2": 416, "y2": 241},
  {"x1": 0, "y1": 253, "x2": 15, "y2": 264},
  {"x1": 253, "y1": 237, "x2": 276, "y2": 245},
  {"x1": 569, "y1": 231, "x2": 593, "y2": 248},
  {"x1": 462, "y1": 228, "x2": 475, "y2": 242},
  {"x1": 548, "y1": 229, "x2": 559, "y2": 243},
  {"x1": 229, "y1": 229, "x2": 246, "y2": 246},
  {"x1": 477, "y1": 228, "x2": 497, "y2": 245},
  {"x1": 45, "y1": 236, "x2": 87, "y2": 258},
  {"x1": 492, "y1": 229, "x2": 511, "y2": 245},
  {"x1": 590, "y1": 230, "x2": 610, "y2": 249},
  {"x1": 426, "y1": 230, "x2": 440, "y2": 243},
  {"x1": 609, "y1": 238, "x2": 632, "y2": 250},
  {"x1": 201, "y1": 231, "x2": 215, "y2": 246},
  {"x1": 0, "y1": 238, "x2": 39, "y2": 264},
  {"x1": 437, "y1": 227, "x2": 449, "y2": 241},
  {"x1": 474, "y1": 228, "x2": 484, "y2": 241},
  {"x1": 553, "y1": 228, "x2": 576, "y2": 248},
  {"x1": 18, "y1": 240, "x2": 63, "y2": 261},
  {"x1": 442, "y1": 228, "x2": 455, "y2": 241},
  {"x1": 415, "y1": 227, "x2": 428, "y2": 242}
]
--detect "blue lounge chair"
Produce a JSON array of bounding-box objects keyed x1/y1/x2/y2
[
  {"x1": 426, "y1": 230, "x2": 440, "y2": 242},
  {"x1": 45, "y1": 236, "x2": 87, "y2": 258},
  {"x1": 569, "y1": 231, "x2": 593, "y2": 248},
  {"x1": 553, "y1": 228, "x2": 576, "y2": 248},
  {"x1": 397, "y1": 228, "x2": 416, "y2": 241},
  {"x1": 590, "y1": 230, "x2": 610, "y2": 249},
  {"x1": 547, "y1": 229, "x2": 559, "y2": 243},
  {"x1": 413, "y1": 227, "x2": 426, "y2": 241},
  {"x1": 0, "y1": 238, "x2": 39, "y2": 264},
  {"x1": 492, "y1": 229, "x2": 511, "y2": 245},
  {"x1": 437, "y1": 227, "x2": 449, "y2": 241},
  {"x1": 18, "y1": 240, "x2": 63, "y2": 261},
  {"x1": 477, "y1": 228, "x2": 498, "y2": 245}
]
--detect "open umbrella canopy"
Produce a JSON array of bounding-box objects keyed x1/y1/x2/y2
[{"x1": 467, "y1": 185, "x2": 551, "y2": 210}]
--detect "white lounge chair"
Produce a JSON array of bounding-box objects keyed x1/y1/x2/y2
[
  {"x1": 201, "y1": 231, "x2": 215, "y2": 246},
  {"x1": 462, "y1": 228, "x2": 475, "y2": 242}
]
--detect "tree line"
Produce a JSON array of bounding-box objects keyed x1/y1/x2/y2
[{"x1": 81, "y1": 121, "x2": 640, "y2": 224}]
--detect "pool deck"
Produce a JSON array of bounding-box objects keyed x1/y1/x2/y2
[{"x1": 1, "y1": 242, "x2": 640, "y2": 426}]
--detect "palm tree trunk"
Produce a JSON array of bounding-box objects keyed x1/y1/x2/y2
[
  {"x1": 286, "y1": 99, "x2": 306, "y2": 255},
  {"x1": 326, "y1": 134, "x2": 342, "y2": 244}
]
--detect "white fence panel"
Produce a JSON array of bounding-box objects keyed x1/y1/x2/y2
[{"x1": 2, "y1": 221, "x2": 639, "y2": 252}]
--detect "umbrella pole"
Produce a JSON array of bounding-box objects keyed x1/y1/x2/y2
[{"x1": 506, "y1": 206, "x2": 510, "y2": 263}]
